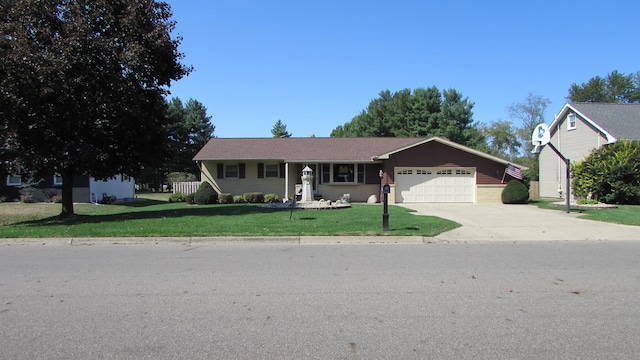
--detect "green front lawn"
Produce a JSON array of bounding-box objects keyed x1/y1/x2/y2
[
  {"x1": 531, "y1": 199, "x2": 640, "y2": 226},
  {"x1": 0, "y1": 198, "x2": 460, "y2": 238}
]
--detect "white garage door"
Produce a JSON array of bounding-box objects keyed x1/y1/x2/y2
[{"x1": 395, "y1": 167, "x2": 475, "y2": 203}]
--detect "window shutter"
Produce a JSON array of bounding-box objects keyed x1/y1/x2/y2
[
  {"x1": 217, "y1": 163, "x2": 224, "y2": 179},
  {"x1": 239, "y1": 163, "x2": 246, "y2": 179},
  {"x1": 257, "y1": 163, "x2": 264, "y2": 178},
  {"x1": 280, "y1": 163, "x2": 286, "y2": 178}
]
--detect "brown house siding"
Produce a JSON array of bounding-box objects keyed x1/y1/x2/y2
[{"x1": 384, "y1": 141, "x2": 507, "y2": 184}]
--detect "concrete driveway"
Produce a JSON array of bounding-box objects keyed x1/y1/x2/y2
[{"x1": 399, "y1": 203, "x2": 640, "y2": 242}]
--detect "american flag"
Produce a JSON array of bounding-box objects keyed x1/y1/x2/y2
[{"x1": 505, "y1": 164, "x2": 523, "y2": 180}]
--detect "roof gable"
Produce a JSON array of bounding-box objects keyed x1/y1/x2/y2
[
  {"x1": 550, "y1": 103, "x2": 640, "y2": 142},
  {"x1": 374, "y1": 137, "x2": 527, "y2": 169}
]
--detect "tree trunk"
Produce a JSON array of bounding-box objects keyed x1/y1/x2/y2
[{"x1": 60, "y1": 170, "x2": 75, "y2": 217}]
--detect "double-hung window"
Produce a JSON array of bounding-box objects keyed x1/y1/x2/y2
[
  {"x1": 225, "y1": 164, "x2": 239, "y2": 178},
  {"x1": 6, "y1": 175, "x2": 21, "y2": 186},
  {"x1": 53, "y1": 174, "x2": 63, "y2": 185},
  {"x1": 265, "y1": 164, "x2": 279, "y2": 178},
  {"x1": 567, "y1": 113, "x2": 577, "y2": 130}
]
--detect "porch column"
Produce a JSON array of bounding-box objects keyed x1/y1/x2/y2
[{"x1": 284, "y1": 162, "x2": 289, "y2": 199}]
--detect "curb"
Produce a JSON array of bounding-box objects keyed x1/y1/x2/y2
[{"x1": 0, "y1": 236, "x2": 432, "y2": 246}]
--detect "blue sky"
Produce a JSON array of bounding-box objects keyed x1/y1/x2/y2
[{"x1": 164, "y1": 0, "x2": 639, "y2": 138}]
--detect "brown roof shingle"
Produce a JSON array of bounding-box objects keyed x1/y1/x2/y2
[{"x1": 193, "y1": 137, "x2": 425, "y2": 162}]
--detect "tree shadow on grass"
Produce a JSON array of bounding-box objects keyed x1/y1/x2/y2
[{"x1": 18, "y1": 204, "x2": 276, "y2": 227}]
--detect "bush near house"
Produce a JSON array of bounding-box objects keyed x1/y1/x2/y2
[
  {"x1": 243, "y1": 192, "x2": 264, "y2": 203},
  {"x1": 194, "y1": 182, "x2": 218, "y2": 205},
  {"x1": 218, "y1": 193, "x2": 233, "y2": 204},
  {"x1": 264, "y1": 193, "x2": 279, "y2": 203},
  {"x1": 169, "y1": 192, "x2": 187, "y2": 203},
  {"x1": 572, "y1": 139, "x2": 640, "y2": 204},
  {"x1": 501, "y1": 180, "x2": 529, "y2": 204},
  {"x1": 233, "y1": 195, "x2": 245, "y2": 204}
]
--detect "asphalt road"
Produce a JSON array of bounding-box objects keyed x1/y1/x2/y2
[{"x1": 1, "y1": 242, "x2": 639, "y2": 359}]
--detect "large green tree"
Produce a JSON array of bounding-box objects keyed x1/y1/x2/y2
[
  {"x1": 166, "y1": 97, "x2": 215, "y2": 174},
  {"x1": 138, "y1": 97, "x2": 215, "y2": 190},
  {"x1": 331, "y1": 87, "x2": 484, "y2": 147},
  {"x1": 568, "y1": 70, "x2": 640, "y2": 103},
  {"x1": 0, "y1": 0, "x2": 190, "y2": 216}
]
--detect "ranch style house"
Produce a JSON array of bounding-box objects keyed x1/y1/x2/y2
[{"x1": 193, "y1": 136, "x2": 527, "y2": 204}]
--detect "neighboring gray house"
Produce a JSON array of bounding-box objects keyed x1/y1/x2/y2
[{"x1": 539, "y1": 102, "x2": 640, "y2": 199}]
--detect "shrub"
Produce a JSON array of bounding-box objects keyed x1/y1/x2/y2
[
  {"x1": 578, "y1": 199, "x2": 599, "y2": 205},
  {"x1": 218, "y1": 193, "x2": 233, "y2": 204},
  {"x1": 194, "y1": 182, "x2": 218, "y2": 205},
  {"x1": 264, "y1": 193, "x2": 279, "y2": 204},
  {"x1": 51, "y1": 194, "x2": 62, "y2": 203},
  {"x1": 20, "y1": 195, "x2": 34, "y2": 203},
  {"x1": 0, "y1": 195, "x2": 7, "y2": 203},
  {"x1": 501, "y1": 180, "x2": 529, "y2": 204},
  {"x1": 572, "y1": 139, "x2": 640, "y2": 204},
  {"x1": 233, "y1": 195, "x2": 245, "y2": 204},
  {"x1": 169, "y1": 192, "x2": 186, "y2": 203},
  {"x1": 185, "y1": 193, "x2": 195, "y2": 205},
  {"x1": 243, "y1": 192, "x2": 264, "y2": 203}
]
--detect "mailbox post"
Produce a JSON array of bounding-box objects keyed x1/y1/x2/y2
[{"x1": 382, "y1": 184, "x2": 390, "y2": 231}]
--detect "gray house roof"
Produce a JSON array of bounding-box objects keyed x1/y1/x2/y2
[{"x1": 550, "y1": 103, "x2": 640, "y2": 141}]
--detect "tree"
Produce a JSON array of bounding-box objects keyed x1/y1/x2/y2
[
  {"x1": 0, "y1": 0, "x2": 190, "y2": 216},
  {"x1": 138, "y1": 97, "x2": 215, "y2": 190},
  {"x1": 166, "y1": 97, "x2": 214, "y2": 174},
  {"x1": 507, "y1": 93, "x2": 551, "y2": 156},
  {"x1": 478, "y1": 120, "x2": 520, "y2": 159},
  {"x1": 330, "y1": 87, "x2": 485, "y2": 148},
  {"x1": 507, "y1": 93, "x2": 551, "y2": 181},
  {"x1": 568, "y1": 70, "x2": 639, "y2": 103},
  {"x1": 271, "y1": 119, "x2": 292, "y2": 138}
]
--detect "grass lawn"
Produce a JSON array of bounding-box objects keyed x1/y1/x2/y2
[
  {"x1": 531, "y1": 199, "x2": 640, "y2": 226},
  {"x1": 0, "y1": 194, "x2": 460, "y2": 238}
]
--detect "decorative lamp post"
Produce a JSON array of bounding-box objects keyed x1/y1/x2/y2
[
  {"x1": 382, "y1": 184, "x2": 390, "y2": 232},
  {"x1": 300, "y1": 166, "x2": 314, "y2": 202}
]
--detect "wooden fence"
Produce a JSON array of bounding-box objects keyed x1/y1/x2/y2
[{"x1": 172, "y1": 181, "x2": 201, "y2": 194}]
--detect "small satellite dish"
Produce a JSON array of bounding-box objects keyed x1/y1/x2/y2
[{"x1": 531, "y1": 123, "x2": 550, "y2": 145}]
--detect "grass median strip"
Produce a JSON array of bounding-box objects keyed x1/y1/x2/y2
[{"x1": 0, "y1": 200, "x2": 460, "y2": 238}]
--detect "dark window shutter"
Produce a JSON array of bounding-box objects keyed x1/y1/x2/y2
[
  {"x1": 239, "y1": 163, "x2": 246, "y2": 179},
  {"x1": 217, "y1": 163, "x2": 224, "y2": 179},
  {"x1": 280, "y1": 163, "x2": 286, "y2": 178},
  {"x1": 257, "y1": 163, "x2": 264, "y2": 178}
]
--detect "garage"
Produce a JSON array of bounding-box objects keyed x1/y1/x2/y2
[{"x1": 395, "y1": 167, "x2": 475, "y2": 203}]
